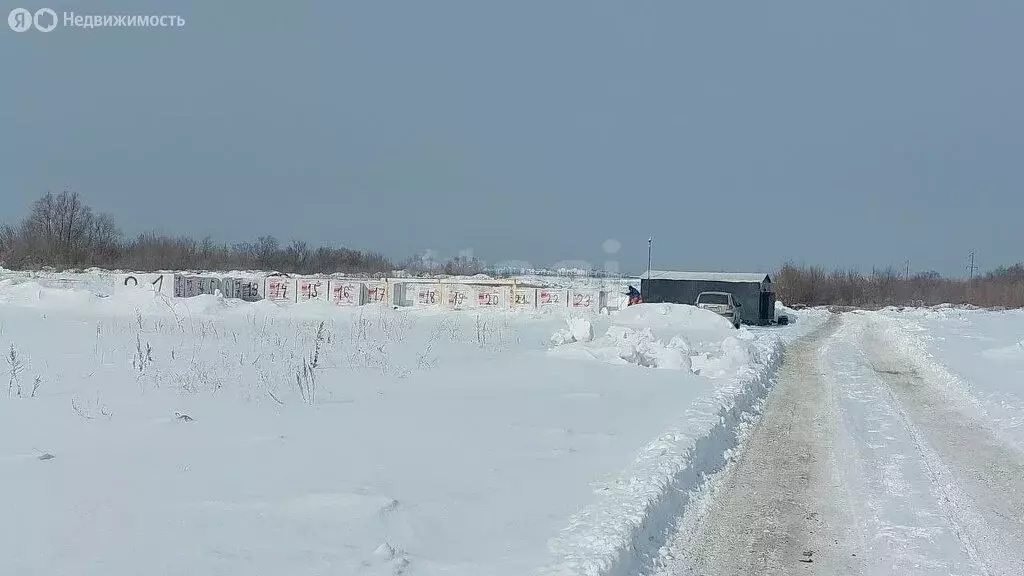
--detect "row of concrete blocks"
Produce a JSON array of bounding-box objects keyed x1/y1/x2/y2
[{"x1": 116, "y1": 274, "x2": 624, "y2": 311}]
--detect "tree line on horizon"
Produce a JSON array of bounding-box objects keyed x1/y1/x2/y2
[
  {"x1": 773, "y1": 262, "x2": 1024, "y2": 309},
  {"x1": 2, "y1": 191, "x2": 1022, "y2": 308},
  {"x1": 0, "y1": 190, "x2": 483, "y2": 277}
]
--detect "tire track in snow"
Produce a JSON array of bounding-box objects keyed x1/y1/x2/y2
[
  {"x1": 824, "y1": 316, "x2": 983, "y2": 576},
  {"x1": 863, "y1": 319, "x2": 1024, "y2": 575}
]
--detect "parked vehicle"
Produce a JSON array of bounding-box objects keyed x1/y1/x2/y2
[{"x1": 695, "y1": 291, "x2": 742, "y2": 328}]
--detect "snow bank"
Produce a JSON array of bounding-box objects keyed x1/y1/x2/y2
[
  {"x1": 567, "y1": 317, "x2": 595, "y2": 343},
  {"x1": 537, "y1": 306, "x2": 814, "y2": 576},
  {"x1": 0, "y1": 278, "x2": 105, "y2": 308},
  {"x1": 549, "y1": 317, "x2": 594, "y2": 346},
  {"x1": 549, "y1": 304, "x2": 755, "y2": 375},
  {"x1": 610, "y1": 303, "x2": 735, "y2": 342},
  {"x1": 539, "y1": 331, "x2": 786, "y2": 576},
  {"x1": 870, "y1": 307, "x2": 1024, "y2": 449},
  {"x1": 690, "y1": 334, "x2": 759, "y2": 378},
  {"x1": 550, "y1": 323, "x2": 690, "y2": 371},
  {"x1": 774, "y1": 299, "x2": 800, "y2": 323}
]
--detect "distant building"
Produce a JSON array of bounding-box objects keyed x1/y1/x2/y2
[{"x1": 640, "y1": 271, "x2": 775, "y2": 326}]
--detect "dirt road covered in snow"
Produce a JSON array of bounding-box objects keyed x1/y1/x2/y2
[{"x1": 655, "y1": 312, "x2": 1024, "y2": 576}]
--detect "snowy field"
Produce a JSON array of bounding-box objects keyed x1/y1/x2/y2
[
  {"x1": 873, "y1": 306, "x2": 1024, "y2": 451},
  {"x1": 0, "y1": 276, "x2": 823, "y2": 576}
]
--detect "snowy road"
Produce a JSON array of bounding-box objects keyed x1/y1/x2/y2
[{"x1": 655, "y1": 312, "x2": 1024, "y2": 576}]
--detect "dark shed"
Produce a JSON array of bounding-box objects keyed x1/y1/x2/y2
[{"x1": 640, "y1": 271, "x2": 775, "y2": 325}]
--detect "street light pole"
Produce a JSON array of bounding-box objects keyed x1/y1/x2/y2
[
  {"x1": 647, "y1": 238, "x2": 652, "y2": 279},
  {"x1": 642, "y1": 237, "x2": 652, "y2": 303}
]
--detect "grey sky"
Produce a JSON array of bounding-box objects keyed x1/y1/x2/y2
[{"x1": 2, "y1": 1, "x2": 1021, "y2": 277}]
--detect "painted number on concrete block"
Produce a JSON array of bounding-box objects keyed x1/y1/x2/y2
[
  {"x1": 572, "y1": 293, "x2": 592, "y2": 308},
  {"x1": 418, "y1": 289, "x2": 438, "y2": 305},
  {"x1": 478, "y1": 292, "x2": 500, "y2": 306}
]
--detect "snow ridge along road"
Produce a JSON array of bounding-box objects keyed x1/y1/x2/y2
[
  {"x1": 537, "y1": 309, "x2": 827, "y2": 576},
  {"x1": 654, "y1": 312, "x2": 1024, "y2": 576}
]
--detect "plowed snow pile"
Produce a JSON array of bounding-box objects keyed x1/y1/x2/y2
[{"x1": 549, "y1": 303, "x2": 756, "y2": 376}]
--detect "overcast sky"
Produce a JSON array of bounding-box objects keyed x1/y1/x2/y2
[{"x1": 2, "y1": 1, "x2": 1021, "y2": 276}]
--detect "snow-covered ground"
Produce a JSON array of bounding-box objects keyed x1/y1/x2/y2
[
  {"x1": 0, "y1": 278, "x2": 823, "y2": 576},
  {"x1": 874, "y1": 306, "x2": 1024, "y2": 450},
  {"x1": 652, "y1": 306, "x2": 1024, "y2": 576}
]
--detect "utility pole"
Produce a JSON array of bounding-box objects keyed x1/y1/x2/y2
[
  {"x1": 643, "y1": 237, "x2": 652, "y2": 303},
  {"x1": 647, "y1": 237, "x2": 652, "y2": 281},
  {"x1": 966, "y1": 250, "x2": 978, "y2": 305},
  {"x1": 905, "y1": 259, "x2": 910, "y2": 280}
]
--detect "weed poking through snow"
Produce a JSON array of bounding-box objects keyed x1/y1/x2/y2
[
  {"x1": 476, "y1": 315, "x2": 487, "y2": 348},
  {"x1": 71, "y1": 393, "x2": 113, "y2": 420},
  {"x1": 133, "y1": 334, "x2": 154, "y2": 373},
  {"x1": 7, "y1": 344, "x2": 25, "y2": 397},
  {"x1": 296, "y1": 321, "x2": 325, "y2": 405}
]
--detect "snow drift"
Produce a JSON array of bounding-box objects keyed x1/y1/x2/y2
[{"x1": 549, "y1": 304, "x2": 755, "y2": 374}]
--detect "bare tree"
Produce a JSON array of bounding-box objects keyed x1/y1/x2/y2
[
  {"x1": 255, "y1": 236, "x2": 280, "y2": 270},
  {"x1": 13, "y1": 190, "x2": 121, "y2": 269},
  {"x1": 443, "y1": 255, "x2": 485, "y2": 276},
  {"x1": 0, "y1": 224, "x2": 17, "y2": 265}
]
